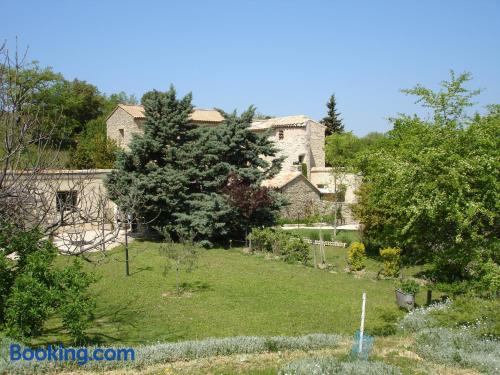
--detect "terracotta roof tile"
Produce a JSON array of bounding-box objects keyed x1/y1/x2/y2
[{"x1": 117, "y1": 104, "x2": 224, "y2": 123}]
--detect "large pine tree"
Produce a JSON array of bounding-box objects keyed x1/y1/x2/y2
[
  {"x1": 106, "y1": 89, "x2": 283, "y2": 244},
  {"x1": 321, "y1": 94, "x2": 344, "y2": 135},
  {"x1": 106, "y1": 86, "x2": 195, "y2": 233}
]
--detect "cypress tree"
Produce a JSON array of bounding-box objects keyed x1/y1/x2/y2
[{"x1": 321, "y1": 94, "x2": 344, "y2": 135}]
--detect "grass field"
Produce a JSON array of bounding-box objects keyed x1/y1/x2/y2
[{"x1": 38, "y1": 240, "x2": 433, "y2": 347}]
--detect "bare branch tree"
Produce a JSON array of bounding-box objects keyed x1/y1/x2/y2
[{"x1": 0, "y1": 41, "x2": 119, "y2": 256}]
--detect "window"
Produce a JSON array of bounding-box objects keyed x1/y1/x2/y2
[
  {"x1": 118, "y1": 129, "x2": 125, "y2": 145},
  {"x1": 298, "y1": 154, "x2": 305, "y2": 163},
  {"x1": 278, "y1": 130, "x2": 284, "y2": 140},
  {"x1": 56, "y1": 191, "x2": 78, "y2": 212}
]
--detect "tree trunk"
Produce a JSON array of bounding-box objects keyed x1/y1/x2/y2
[
  {"x1": 176, "y1": 265, "x2": 180, "y2": 295},
  {"x1": 125, "y1": 220, "x2": 130, "y2": 276}
]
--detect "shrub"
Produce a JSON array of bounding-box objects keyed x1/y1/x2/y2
[
  {"x1": 379, "y1": 247, "x2": 401, "y2": 277},
  {"x1": 398, "y1": 300, "x2": 451, "y2": 333},
  {"x1": 249, "y1": 228, "x2": 275, "y2": 252},
  {"x1": 272, "y1": 230, "x2": 291, "y2": 255},
  {"x1": 0, "y1": 224, "x2": 95, "y2": 342},
  {"x1": 429, "y1": 296, "x2": 500, "y2": 338},
  {"x1": 366, "y1": 308, "x2": 401, "y2": 336},
  {"x1": 282, "y1": 237, "x2": 311, "y2": 265},
  {"x1": 399, "y1": 279, "x2": 420, "y2": 295},
  {"x1": 415, "y1": 327, "x2": 500, "y2": 374},
  {"x1": 279, "y1": 357, "x2": 402, "y2": 375},
  {"x1": 476, "y1": 258, "x2": 500, "y2": 298},
  {"x1": 347, "y1": 242, "x2": 366, "y2": 271},
  {"x1": 0, "y1": 333, "x2": 343, "y2": 373}
]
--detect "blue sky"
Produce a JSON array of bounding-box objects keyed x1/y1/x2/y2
[{"x1": 2, "y1": 0, "x2": 500, "y2": 135}]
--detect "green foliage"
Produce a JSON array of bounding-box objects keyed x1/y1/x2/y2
[
  {"x1": 70, "y1": 117, "x2": 119, "y2": 168},
  {"x1": 399, "y1": 279, "x2": 420, "y2": 295},
  {"x1": 366, "y1": 308, "x2": 401, "y2": 336},
  {"x1": 107, "y1": 88, "x2": 282, "y2": 244},
  {"x1": 475, "y1": 258, "x2": 500, "y2": 298},
  {"x1": 355, "y1": 73, "x2": 499, "y2": 282},
  {"x1": 347, "y1": 242, "x2": 366, "y2": 271},
  {"x1": 249, "y1": 228, "x2": 276, "y2": 252},
  {"x1": 0, "y1": 223, "x2": 94, "y2": 341},
  {"x1": 380, "y1": 247, "x2": 401, "y2": 277},
  {"x1": 56, "y1": 259, "x2": 95, "y2": 344},
  {"x1": 249, "y1": 228, "x2": 310, "y2": 264},
  {"x1": 321, "y1": 94, "x2": 344, "y2": 135},
  {"x1": 282, "y1": 237, "x2": 311, "y2": 265},
  {"x1": 401, "y1": 70, "x2": 481, "y2": 124},
  {"x1": 430, "y1": 297, "x2": 500, "y2": 338}
]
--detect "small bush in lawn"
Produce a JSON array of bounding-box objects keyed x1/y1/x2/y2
[
  {"x1": 249, "y1": 228, "x2": 275, "y2": 252},
  {"x1": 282, "y1": 237, "x2": 311, "y2": 265},
  {"x1": 379, "y1": 247, "x2": 401, "y2": 277},
  {"x1": 367, "y1": 308, "x2": 401, "y2": 336},
  {"x1": 279, "y1": 357, "x2": 402, "y2": 375},
  {"x1": 272, "y1": 230, "x2": 291, "y2": 255},
  {"x1": 347, "y1": 242, "x2": 366, "y2": 271}
]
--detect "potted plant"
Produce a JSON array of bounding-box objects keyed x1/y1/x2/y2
[{"x1": 396, "y1": 279, "x2": 420, "y2": 310}]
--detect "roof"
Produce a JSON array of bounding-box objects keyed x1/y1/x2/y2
[
  {"x1": 189, "y1": 108, "x2": 225, "y2": 123},
  {"x1": 112, "y1": 104, "x2": 224, "y2": 123},
  {"x1": 117, "y1": 104, "x2": 145, "y2": 119},
  {"x1": 251, "y1": 115, "x2": 323, "y2": 131},
  {"x1": 262, "y1": 171, "x2": 321, "y2": 195}
]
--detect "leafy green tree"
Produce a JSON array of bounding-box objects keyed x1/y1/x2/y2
[
  {"x1": 401, "y1": 70, "x2": 480, "y2": 125},
  {"x1": 70, "y1": 118, "x2": 119, "y2": 168},
  {"x1": 354, "y1": 72, "x2": 499, "y2": 282},
  {"x1": 34, "y1": 78, "x2": 105, "y2": 146},
  {"x1": 321, "y1": 94, "x2": 344, "y2": 135},
  {"x1": 0, "y1": 222, "x2": 95, "y2": 342}
]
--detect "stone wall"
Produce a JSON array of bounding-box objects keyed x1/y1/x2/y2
[
  {"x1": 266, "y1": 127, "x2": 310, "y2": 174},
  {"x1": 106, "y1": 107, "x2": 143, "y2": 150},
  {"x1": 308, "y1": 121, "x2": 326, "y2": 168},
  {"x1": 280, "y1": 176, "x2": 321, "y2": 219},
  {"x1": 310, "y1": 168, "x2": 362, "y2": 204}
]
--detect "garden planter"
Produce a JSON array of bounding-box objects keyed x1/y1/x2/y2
[{"x1": 395, "y1": 289, "x2": 415, "y2": 310}]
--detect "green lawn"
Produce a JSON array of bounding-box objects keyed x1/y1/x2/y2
[{"x1": 41, "y1": 241, "x2": 431, "y2": 346}]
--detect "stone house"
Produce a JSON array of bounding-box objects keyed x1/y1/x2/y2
[
  {"x1": 105, "y1": 104, "x2": 358, "y2": 224},
  {"x1": 106, "y1": 105, "x2": 326, "y2": 177},
  {"x1": 106, "y1": 104, "x2": 224, "y2": 149},
  {"x1": 262, "y1": 171, "x2": 323, "y2": 219},
  {"x1": 250, "y1": 115, "x2": 326, "y2": 178}
]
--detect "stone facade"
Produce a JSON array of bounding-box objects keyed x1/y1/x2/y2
[
  {"x1": 106, "y1": 107, "x2": 144, "y2": 150},
  {"x1": 278, "y1": 174, "x2": 322, "y2": 219}
]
